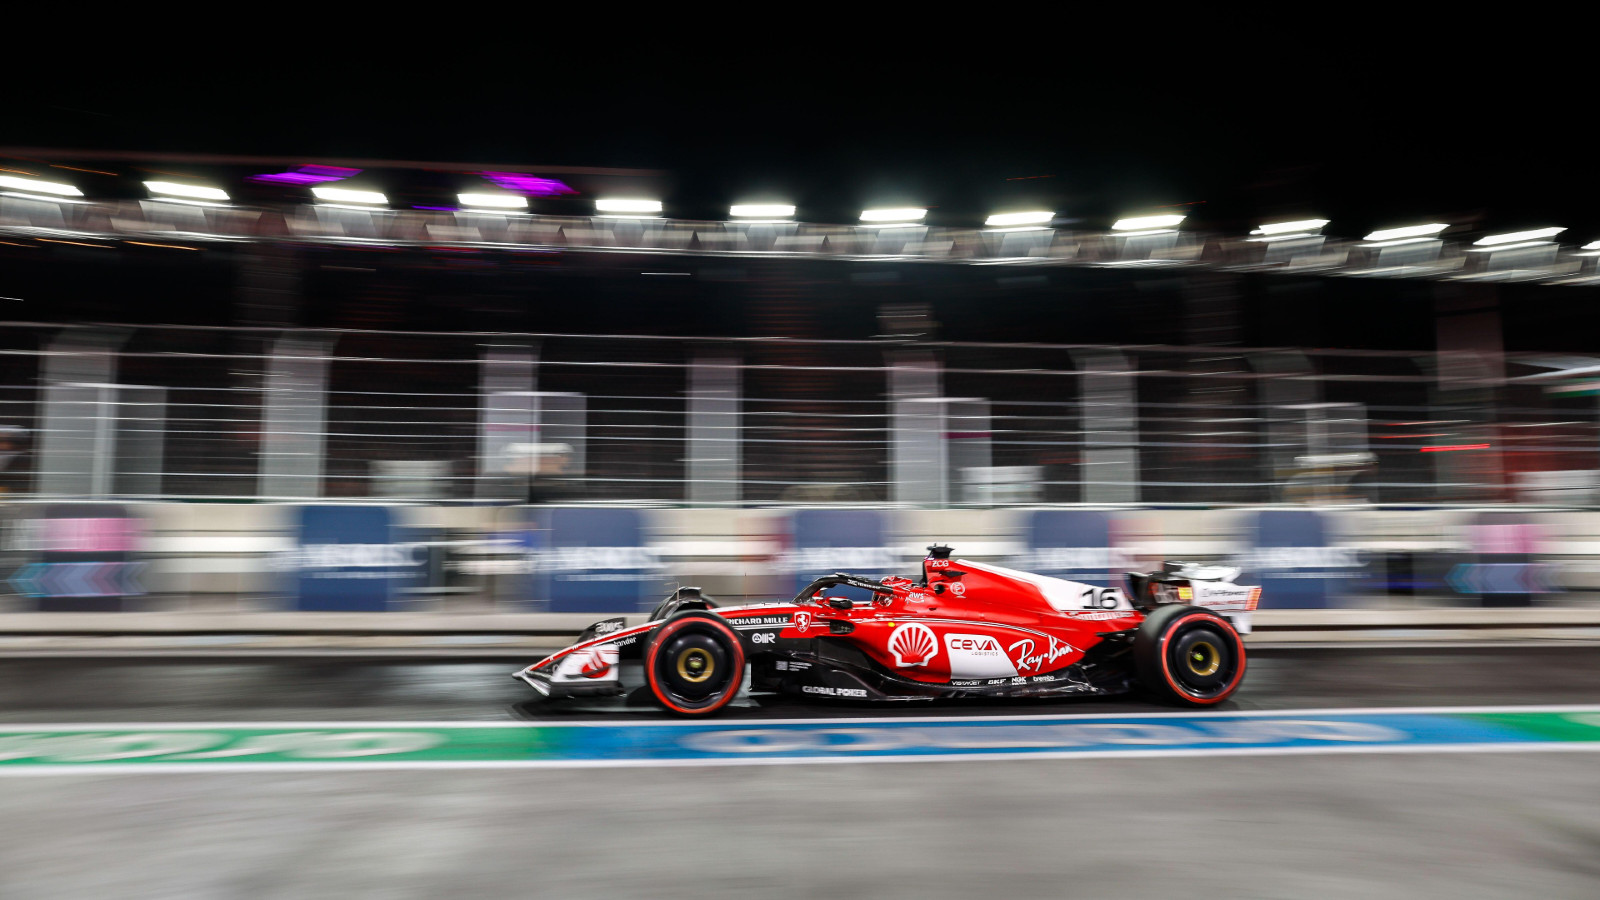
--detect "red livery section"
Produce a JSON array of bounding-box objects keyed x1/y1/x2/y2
[{"x1": 515, "y1": 546, "x2": 1254, "y2": 715}]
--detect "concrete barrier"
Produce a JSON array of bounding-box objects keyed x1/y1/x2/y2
[{"x1": 8, "y1": 502, "x2": 1600, "y2": 613}]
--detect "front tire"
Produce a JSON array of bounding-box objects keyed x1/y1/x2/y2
[
  {"x1": 643, "y1": 612, "x2": 746, "y2": 716},
  {"x1": 1134, "y1": 604, "x2": 1246, "y2": 707}
]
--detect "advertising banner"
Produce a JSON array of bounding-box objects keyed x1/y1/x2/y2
[
  {"x1": 1012, "y1": 509, "x2": 1120, "y2": 587},
  {"x1": 781, "y1": 509, "x2": 900, "y2": 601},
  {"x1": 523, "y1": 507, "x2": 662, "y2": 613},
  {"x1": 1236, "y1": 510, "x2": 1363, "y2": 609},
  {"x1": 288, "y1": 505, "x2": 424, "y2": 611},
  {"x1": 1448, "y1": 512, "x2": 1552, "y2": 606},
  {"x1": 6, "y1": 503, "x2": 145, "y2": 612}
]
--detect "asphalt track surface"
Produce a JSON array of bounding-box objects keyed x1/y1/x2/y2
[
  {"x1": 3, "y1": 647, "x2": 1600, "y2": 898},
  {"x1": 3, "y1": 645, "x2": 1600, "y2": 722}
]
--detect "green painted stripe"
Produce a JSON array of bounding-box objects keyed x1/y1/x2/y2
[
  {"x1": 0, "y1": 727, "x2": 561, "y2": 765},
  {"x1": 1465, "y1": 711, "x2": 1600, "y2": 743}
]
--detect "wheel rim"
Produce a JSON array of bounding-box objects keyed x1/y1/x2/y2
[
  {"x1": 1167, "y1": 625, "x2": 1236, "y2": 698},
  {"x1": 1186, "y1": 640, "x2": 1221, "y2": 677},
  {"x1": 676, "y1": 647, "x2": 715, "y2": 683},
  {"x1": 650, "y1": 624, "x2": 739, "y2": 711}
]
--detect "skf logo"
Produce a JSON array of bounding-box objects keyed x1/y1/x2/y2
[{"x1": 887, "y1": 623, "x2": 937, "y2": 667}]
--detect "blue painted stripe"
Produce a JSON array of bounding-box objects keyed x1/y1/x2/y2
[{"x1": 553, "y1": 711, "x2": 1585, "y2": 762}]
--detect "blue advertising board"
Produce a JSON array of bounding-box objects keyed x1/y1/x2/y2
[
  {"x1": 290, "y1": 505, "x2": 424, "y2": 611},
  {"x1": 783, "y1": 509, "x2": 900, "y2": 602},
  {"x1": 522, "y1": 508, "x2": 662, "y2": 613},
  {"x1": 1237, "y1": 510, "x2": 1362, "y2": 609},
  {"x1": 1014, "y1": 509, "x2": 1118, "y2": 587}
]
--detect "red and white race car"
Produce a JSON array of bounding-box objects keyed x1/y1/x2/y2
[{"x1": 514, "y1": 545, "x2": 1258, "y2": 716}]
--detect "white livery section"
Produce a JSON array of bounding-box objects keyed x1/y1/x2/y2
[
  {"x1": 944, "y1": 633, "x2": 1021, "y2": 679},
  {"x1": 549, "y1": 644, "x2": 620, "y2": 684},
  {"x1": 957, "y1": 561, "x2": 1136, "y2": 613}
]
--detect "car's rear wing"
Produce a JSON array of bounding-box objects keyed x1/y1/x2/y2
[{"x1": 1126, "y1": 563, "x2": 1262, "y2": 633}]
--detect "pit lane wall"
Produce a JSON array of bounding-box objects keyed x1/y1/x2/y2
[{"x1": 3, "y1": 502, "x2": 1597, "y2": 615}]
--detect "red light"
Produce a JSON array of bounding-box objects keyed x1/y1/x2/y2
[{"x1": 1419, "y1": 444, "x2": 1491, "y2": 452}]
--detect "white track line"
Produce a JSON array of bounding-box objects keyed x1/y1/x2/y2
[{"x1": 4, "y1": 741, "x2": 1600, "y2": 777}]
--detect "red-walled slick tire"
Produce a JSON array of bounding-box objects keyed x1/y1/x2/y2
[
  {"x1": 1134, "y1": 604, "x2": 1246, "y2": 707},
  {"x1": 644, "y1": 612, "x2": 746, "y2": 716}
]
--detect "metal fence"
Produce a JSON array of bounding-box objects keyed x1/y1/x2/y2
[{"x1": 1, "y1": 323, "x2": 1597, "y2": 506}]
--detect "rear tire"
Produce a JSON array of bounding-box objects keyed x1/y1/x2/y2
[
  {"x1": 643, "y1": 612, "x2": 746, "y2": 716},
  {"x1": 1134, "y1": 604, "x2": 1246, "y2": 707}
]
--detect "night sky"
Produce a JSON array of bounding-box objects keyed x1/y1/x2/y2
[{"x1": 6, "y1": 20, "x2": 1593, "y2": 238}]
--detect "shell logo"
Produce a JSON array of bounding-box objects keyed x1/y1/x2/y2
[{"x1": 888, "y1": 623, "x2": 938, "y2": 667}]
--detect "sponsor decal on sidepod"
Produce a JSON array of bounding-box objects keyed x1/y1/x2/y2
[
  {"x1": 1007, "y1": 636, "x2": 1075, "y2": 673},
  {"x1": 888, "y1": 623, "x2": 938, "y2": 667},
  {"x1": 802, "y1": 685, "x2": 869, "y2": 698},
  {"x1": 945, "y1": 633, "x2": 1020, "y2": 679}
]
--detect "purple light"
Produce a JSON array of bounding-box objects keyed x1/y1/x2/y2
[
  {"x1": 249, "y1": 165, "x2": 361, "y2": 185},
  {"x1": 481, "y1": 172, "x2": 576, "y2": 196},
  {"x1": 412, "y1": 205, "x2": 457, "y2": 211}
]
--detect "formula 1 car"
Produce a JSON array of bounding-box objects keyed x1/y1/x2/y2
[{"x1": 513, "y1": 546, "x2": 1259, "y2": 716}]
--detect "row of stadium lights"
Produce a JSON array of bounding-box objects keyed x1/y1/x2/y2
[{"x1": 2, "y1": 172, "x2": 1597, "y2": 252}]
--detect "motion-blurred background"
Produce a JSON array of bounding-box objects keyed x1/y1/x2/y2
[
  {"x1": 2, "y1": 36, "x2": 1598, "y2": 625},
  {"x1": 9, "y1": 26, "x2": 1600, "y2": 900}
]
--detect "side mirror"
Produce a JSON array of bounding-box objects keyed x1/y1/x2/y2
[{"x1": 828, "y1": 597, "x2": 853, "y2": 610}]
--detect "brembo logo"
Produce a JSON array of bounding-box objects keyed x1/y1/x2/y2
[{"x1": 888, "y1": 623, "x2": 938, "y2": 667}]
